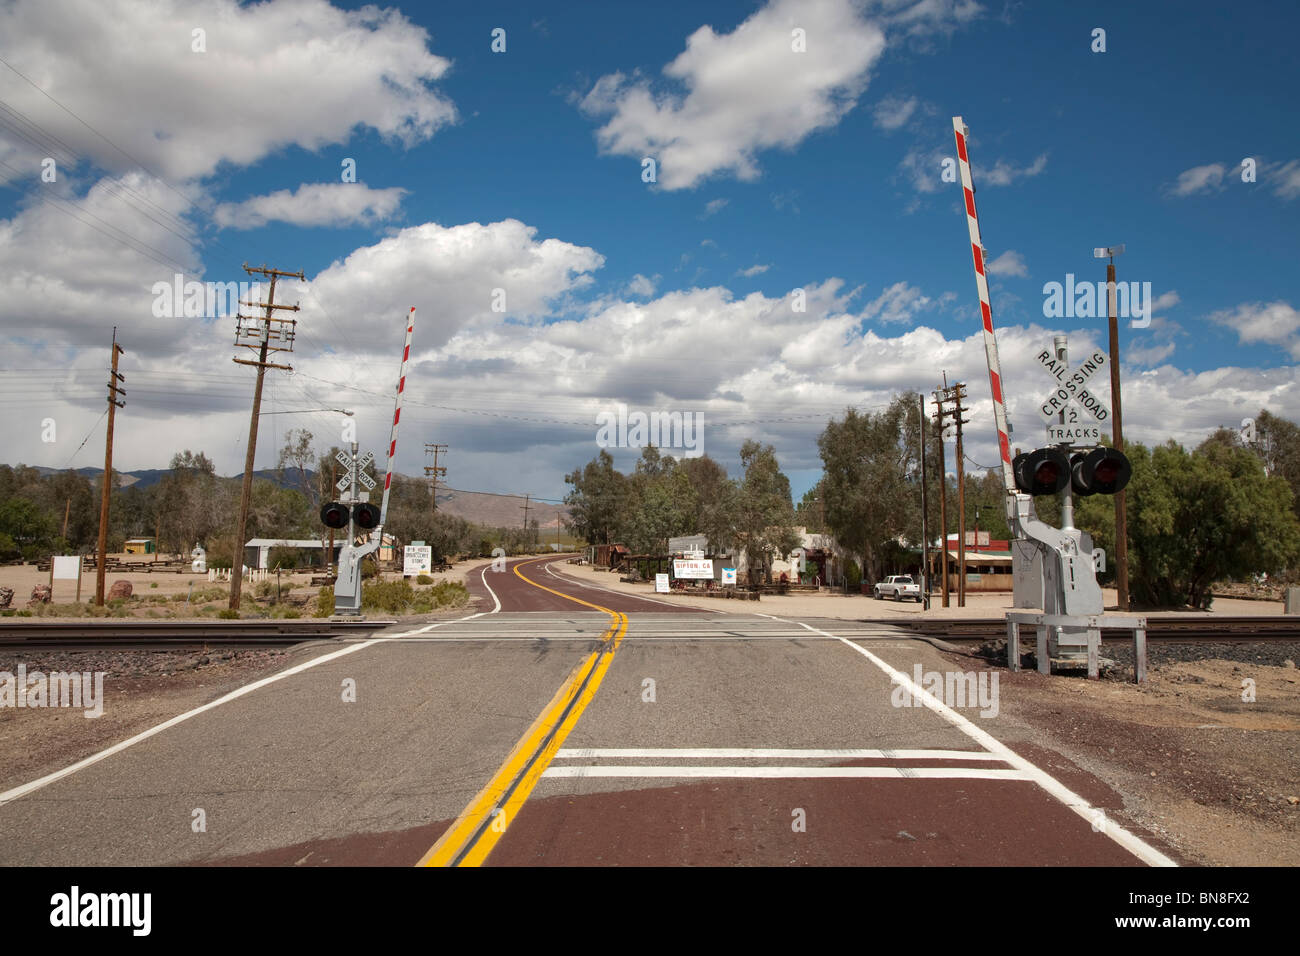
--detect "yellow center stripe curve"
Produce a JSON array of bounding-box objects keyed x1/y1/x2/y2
[{"x1": 416, "y1": 556, "x2": 627, "y2": 867}]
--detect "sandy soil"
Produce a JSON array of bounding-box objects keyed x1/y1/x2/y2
[
  {"x1": 949, "y1": 645, "x2": 1300, "y2": 866},
  {"x1": 0, "y1": 557, "x2": 476, "y2": 619},
  {"x1": 555, "y1": 560, "x2": 1289, "y2": 621}
]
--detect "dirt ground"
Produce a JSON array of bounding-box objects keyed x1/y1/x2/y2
[
  {"x1": 954, "y1": 645, "x2": 1300, "y2": 866},
  {"x1": 0, "y1": 557, "x2": 475, "y2": 619}
]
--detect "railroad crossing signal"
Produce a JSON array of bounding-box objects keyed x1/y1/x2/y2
[
  {"x1": 1014, "y1": 446, "x2": 1131, "y2": 497},
  {"x1": 320, "y1": 502, "x2": 350, "y2": 529},
  {"x1": 323, "y1": 449, "x2": 380, "y2": 530},
  {"x1": 1069, "y1": 447, "x2": 1132, "y2": 497},
  {"x1": 1013, "y1": 449, "x2": 1071, "y2": 496}
]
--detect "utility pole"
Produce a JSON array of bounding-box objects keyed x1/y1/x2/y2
[
  {"x1": 521, "y1": 494, "x2": 531, "y2": 550},
  {"x1": 228, "y1": 263, "x2": 302, "y2": 611},
  {"x1": 424, "y1": 443, "x2": 447, "y2": 509},
  {"x1": 1096, "y1": 244, "x2": 1129, "y2": 611},
  {"x1": 933, "y1": 388, "x2": 950, "y2": 607},
  {"x1": 918, "y1": 394, "x2": 930, "y2": 611},
  {"x1": 95, "y1": 328, "x2": 125, "y2": 606},
  {"x1": 952, "y1": 382, "x2": 970, "y2": 607}
]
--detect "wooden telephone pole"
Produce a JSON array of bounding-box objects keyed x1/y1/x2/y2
[
  {"x1": 951, "y1": 382, "x2": 970, "y2": 607},
  {"x1": 94, "y1": 328, "x2": 125, "y2": 606},
  {"x1": 424, "y1": 443, "x2": 447, "y2": 510},
  {"x1": 228, "y1": 264, "x2": 302, "y2": 611},
  {"x1": 933, "y1": 379, "x2": 970, "y2": 607}
]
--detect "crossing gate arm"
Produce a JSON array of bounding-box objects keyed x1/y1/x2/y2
[{"x1": 953, "y1": 117, "x2": 1016, "y2": 515}]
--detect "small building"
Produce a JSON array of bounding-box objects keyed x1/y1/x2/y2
[
  {"x1": 668, "y1": 534, "x2": 709, "y2": 556},
  {"x1": 587, "y1": 543, "x2": 629, "y2": 568},
  {"x1": 124, "y1": 537, "x2": 156, "y2": 555},
  {"x1": 933, "y1": 549, "x2": 1013, "y2": 592}
]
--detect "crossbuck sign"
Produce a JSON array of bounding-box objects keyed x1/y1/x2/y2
[
  {"x1": 336, "y1": 449, "x2": 376, "y2": 498},
  {"x1": 1036, "y1": 347, "x2": 1110, "y2": 424}
]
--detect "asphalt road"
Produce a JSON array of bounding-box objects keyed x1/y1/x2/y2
[{"x1": 0, "y1": 555, "x2": 1174, "y2": 866}]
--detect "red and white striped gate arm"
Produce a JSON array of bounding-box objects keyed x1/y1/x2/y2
[
  {"x1": 378, "y1": 307, "x2": 415, "y2": 530},
  {"x1": 952, "y1": 116, "x2": 1016, "y2": 500}
]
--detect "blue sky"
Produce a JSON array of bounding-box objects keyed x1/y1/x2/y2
[{"x1": 1, "y1": 0, "x2": 1297, "y2": 507}]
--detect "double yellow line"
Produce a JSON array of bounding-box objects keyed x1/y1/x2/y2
[{"x1": 417, "y1": 556, "x2": 627, "y2": 867}]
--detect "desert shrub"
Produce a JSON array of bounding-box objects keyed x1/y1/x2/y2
[
  {"x1": 416, "y1": 574, "x2": 434, "y2": 585},
  {"x1": 428, "y1": 581, "x2": 469, "y2": 608}
]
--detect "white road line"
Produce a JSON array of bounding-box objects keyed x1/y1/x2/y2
[
  {"x1": 555, "y1": 748, "x2": 1005, "y2": 761},
  {"x1": 780, "y1": 616, "x2": 1179, "y2": 868},
  {"x1": 0, "y1": 612, "x2": 488, "y2": 808},
  {"x1": 542, "y1": 766, "x2": 1031, "y2": 780},
  {"x1": 480, "y1": 566, "x2": 502, "y2": 613}
]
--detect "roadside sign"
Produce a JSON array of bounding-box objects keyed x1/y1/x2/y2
[
  {"x1": 403, "y1": 546, "x2": 432, "y2": 575},
  {"x1": 655, "y1": 573, "x2": 669, "y2": 593},
  {"x1": 52, "y1": 556, "x2": 81, "y2": 580},
  {"x1": 673, "y1": 558, "x2": 713, "y2": 579},
  {"x1": 721, "y1": 567, "x2": 737, "y2": 585},
  {"x1": 1036, "y1": 346, "x2": 1110, "y2": 422}
]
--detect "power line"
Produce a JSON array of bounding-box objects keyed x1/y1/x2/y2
[{"x1": 62, "y1": 407, "x2": 108, "y2": 466}]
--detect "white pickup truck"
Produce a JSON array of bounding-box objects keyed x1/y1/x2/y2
[{"x1": 873, "y1": 575, "x2": 921, "y2": 602}]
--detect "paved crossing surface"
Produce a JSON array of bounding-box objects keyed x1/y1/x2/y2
[{"x1": 0, "y1": 556, "x2": 1175, "y2": 866}]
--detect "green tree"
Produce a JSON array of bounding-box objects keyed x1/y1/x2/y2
[
  {"x1": 564, "y1": 450, "x2": 631, "y2": 545},
  {"x1": 156, "y1": 451, "x2": 222, "y2": 553},
  {"x1": 0, "y1": 497, "x2": 58, "y2": 560},
  {"x1": 817, "y1": 396, "x2": 919, "y2": 583},
  {"x1": 734, "y1": 440, "x2": 798, "y2": 584},
  {"x1": 277, "y1": 428, "x2": 318, "y2": 506},
  {"x1": 1118, "y1": 440, "x2": 1300, "y2": 608},
  {"x1": 1254, "y1": 410, "x2": 1300, "y2": 520},
  {"x1": 680, "y1": 454, "x2": 736, "y2": 553}
]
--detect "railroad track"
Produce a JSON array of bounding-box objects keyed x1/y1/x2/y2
[
  {"x1": 0, "y1": 619, "x2": 393, "y2": 651},
  {"x1": 892, "y1": 616, "x2": 1300, "y2": 643}
]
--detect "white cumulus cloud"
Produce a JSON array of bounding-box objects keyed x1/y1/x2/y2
[
  {"x1": 213, "y1": 184, "x2": 408, "y2": 229},
  {"x1": 0, "y1": 0, "x2": 455, "y2": 184},
  {"x1": 578, "y1": 0, "x2": 886, "y2": 190}
]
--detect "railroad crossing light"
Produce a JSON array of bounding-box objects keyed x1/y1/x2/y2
[
  {"x1": 1013, "y1": 448, "x2": 1071, "y2": 496},
  {"x1": 1070, "y1": 447, "x2": 1132, "y2": 496},
  {"x1": 320, "y1": 502, "x2": 350, "y2": 529},
  {"x1": 353, "y1": 502, "x2": 381, "y2": 530}
]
